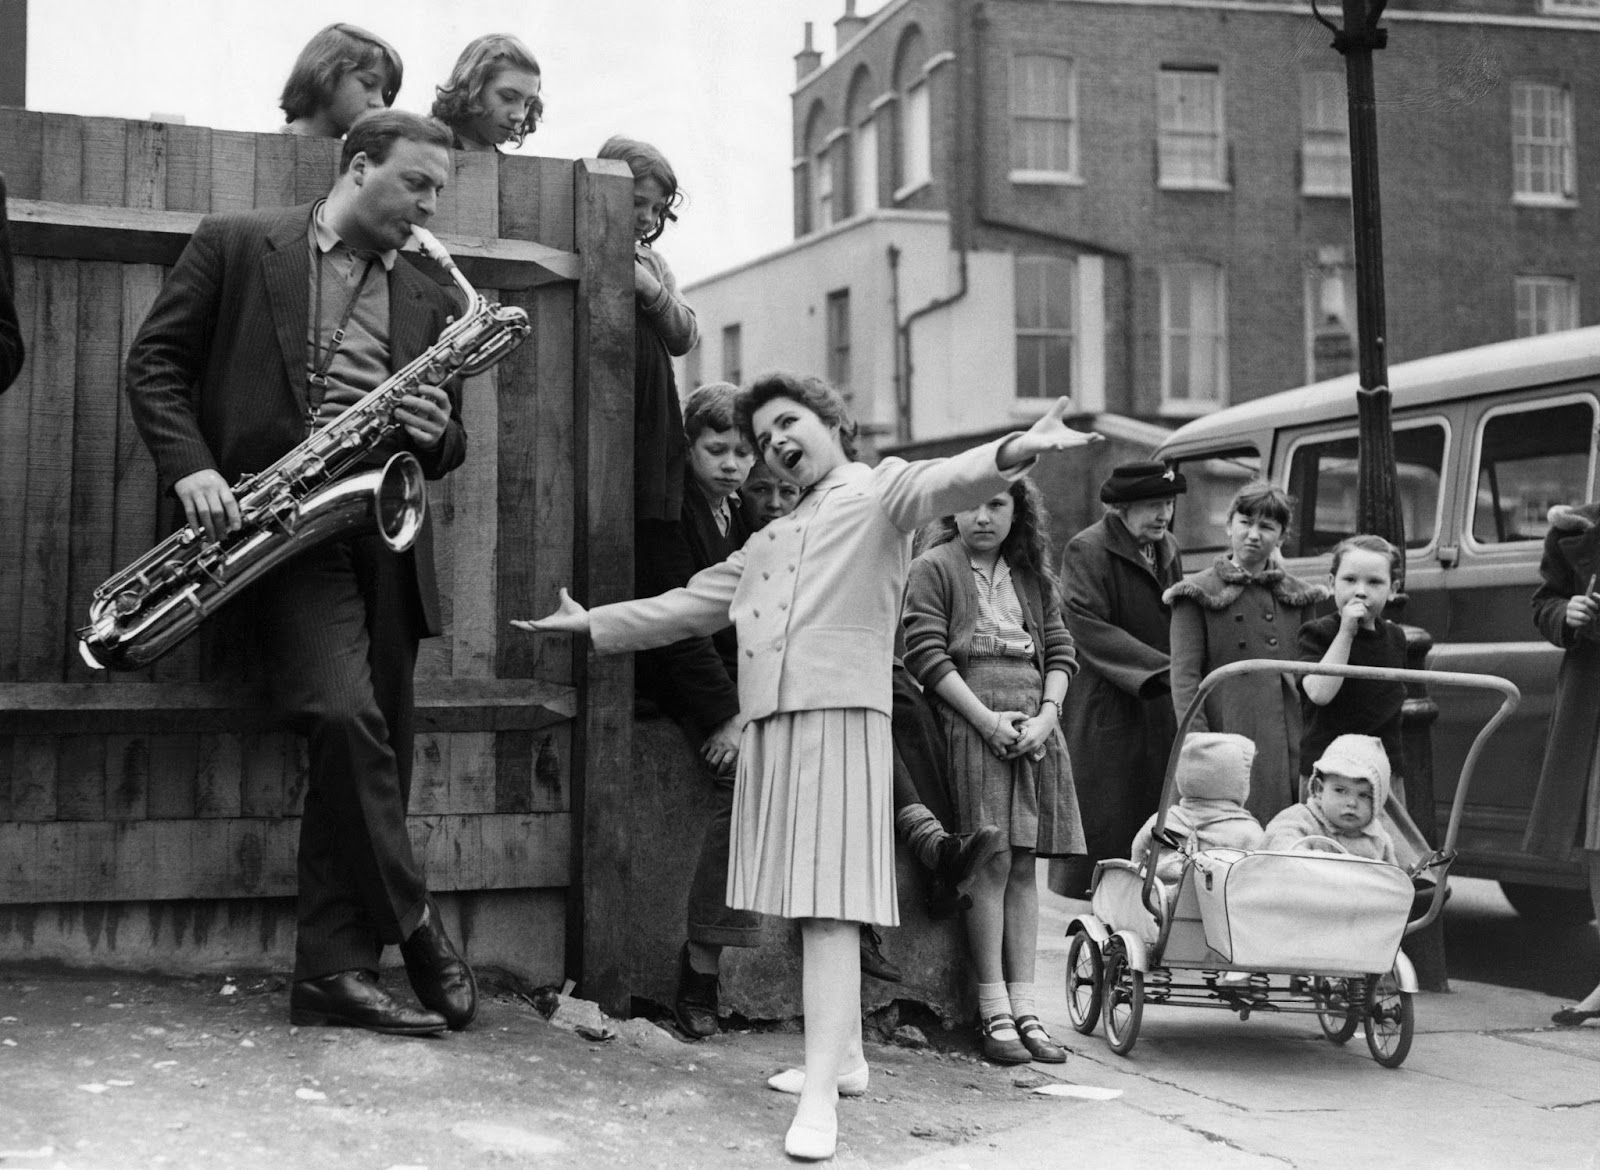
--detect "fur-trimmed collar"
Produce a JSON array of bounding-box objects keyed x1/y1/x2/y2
[
  {"x1": 1162, "y1": 557, "x2": 1330, "y2": 611},
  {"x1": 1550, "y1": 503, "x2": 1600, "y2": 533}
]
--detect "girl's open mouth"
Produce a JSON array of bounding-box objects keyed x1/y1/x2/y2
[{"x1": 781, "y1": 449, "x2": 803, "y2": 470}]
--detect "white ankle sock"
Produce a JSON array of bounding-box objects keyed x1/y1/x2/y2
[
  {"x1": 978, "y1": 982, "x2": 1011, "y2": 1020},
  {"x1": 1007, "y1": 982, "x2": 1037, "y2": 1019}
]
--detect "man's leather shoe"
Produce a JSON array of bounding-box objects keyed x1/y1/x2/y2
[
  {"x1": 400, "y1": 900, "x2": 478, "y2": 1030},
  {"x1": 859, "y1": 925, "x2": 903, "y2": 983},
  {"x1": 289, "y1": 970, "x2": 447, "y2": 1035},
  {"x1": 675, "y1": 943, "x2": 720, "y2": 1039},
  {"x1": 936, "y1": 825, "x2": 1008, "y2": 907}
]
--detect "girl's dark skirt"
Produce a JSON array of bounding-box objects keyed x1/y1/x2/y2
[{"x1": 934, "y1": 654, "x2": 1085, "y2": 856}]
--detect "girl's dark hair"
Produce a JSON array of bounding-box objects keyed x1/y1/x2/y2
[
  {"x1": 431, "y1": 34, "x2": 543, "y2": 146},
  {"x1": 921, "y1": 477, "x2": 1064, "y2": 608},
  {"x1": 280, "y1": 23, "x2": 404, "y2": 124},
  {"x1": 1330, "y1": 533, "x2": 1401, "y2": 581},
  {"x1": 597, "y1": 135, "x2": 683, "y2": 244},
  {"x1": 1228, "y1": 480, "x2": 1294, "y2": 532},
  {"x1": 735, "y1": 372, "x2": 858, "y2": 461}
]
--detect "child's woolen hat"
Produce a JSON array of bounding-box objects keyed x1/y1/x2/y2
[
  {"x1": 1312, "y1": 733, "x2": 1391, "y2": 810},
  {"x1": 1174, "y1": 732, "x2": 1255, "y2": 805}
]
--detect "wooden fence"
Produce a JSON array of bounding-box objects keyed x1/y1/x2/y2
[{"x1": 0, "y1": 108, "x2": 635, "y2": 995}]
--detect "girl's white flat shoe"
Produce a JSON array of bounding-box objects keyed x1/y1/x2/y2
[
  {"x1": 766, "y1": 1064, "x2": 870, "y2": 1097},
  {"x1": 784, "y1": 1113, "x2": 838, "y2": 1161}
]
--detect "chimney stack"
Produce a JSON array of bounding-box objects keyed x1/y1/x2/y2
[
  {"x1": 795, "y1": 21, "x2": 823, "y2": 82},
  {"x1": 835, "y1": 1, "x2": 868, "y2": 52}
]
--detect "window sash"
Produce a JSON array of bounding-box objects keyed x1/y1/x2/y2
[
  {"x1": 826, "y1": 291, "x2": 851, "y2": 393},
  {"x1": 903, "y1": 81, "x2": 932, "y2": 188},
  {"x1": 1014, "y1": 256, "x2": 1076, "y2": 399},
  {"x1": 854, "y1": 119, "x2": 879, "y2": 213},
  {"x1": 1161, "y1": 264, "x2": 1227, "y2": 404},
  {"x1": 1515, "y1": 277, "x2": 1579, "y2": 336},
  {"x1": 1512, "y1": 82, "x2": 1575, "y2": 198},
  {"x1": 1011, "y1": 55, "x2": 1077, "y2": 175},
  {"x1": 1158, "y1": 70, "x2": 1224, "y2": 184}
]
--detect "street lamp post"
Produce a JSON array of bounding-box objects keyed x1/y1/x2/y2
[{"x1": 1311, "y1": 0, "x2": 1448, "y2": 990}]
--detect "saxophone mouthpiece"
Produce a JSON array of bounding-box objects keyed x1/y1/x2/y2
[{"x1": 410, "y1": 225, "x2": 456, "y2": 271}]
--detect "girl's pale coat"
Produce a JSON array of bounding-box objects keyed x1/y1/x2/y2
[{"x1": 589, "y1": 438, "x2": 1025, "y2": 718}]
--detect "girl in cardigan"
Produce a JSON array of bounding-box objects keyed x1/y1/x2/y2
[
  {"x1": 1165, "y1": 481, "x2": 1328, "y2": 824},
  {"x1": 902, "y1": 477, "x2": 1084, "y2": 1065},
  {"x1": 515, "y1": 376, "x2": 1100, "y2": 1160}
]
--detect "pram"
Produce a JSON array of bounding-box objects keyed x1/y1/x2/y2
[{"x1": 1064, "y1": 659, "x2": 1519, "y2": 1068}]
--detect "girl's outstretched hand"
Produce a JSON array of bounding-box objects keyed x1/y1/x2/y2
[
  {"x1": 510, "y1": 587, "x2": 591, "y2": 636},
  {"x1": 999, "y1": 397, "x2": 1103, "y2": 467}
]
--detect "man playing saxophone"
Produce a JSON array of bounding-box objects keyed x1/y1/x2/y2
[{"x1": 125, "y1": 109, "x2": 477, "y2": 1036}]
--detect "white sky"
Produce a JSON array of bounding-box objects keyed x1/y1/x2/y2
[{"x1": 28, "y1": 0, "x2": 851, "y2": 285}]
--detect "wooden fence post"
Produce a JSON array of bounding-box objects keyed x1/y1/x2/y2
[{"x1": 570, "y1": 157, "x2": 636, "y2": 1013}]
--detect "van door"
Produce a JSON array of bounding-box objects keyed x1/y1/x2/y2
[{"x1": 1428, "y1": 389, "x2": 1599, "y2": 886}]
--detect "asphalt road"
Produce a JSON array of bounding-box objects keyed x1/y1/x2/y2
[{"x1": 1440, "y1": 877, "x2": 1599, "y2": 1001}]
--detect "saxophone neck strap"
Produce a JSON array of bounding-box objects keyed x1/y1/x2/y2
[{"x1": 307, "y1": 247, "x2": 378, "y2": 414}]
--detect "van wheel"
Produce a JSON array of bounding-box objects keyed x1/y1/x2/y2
[{"x1": 1499, "y1": 882, "x2": 1595, "y2": 924}]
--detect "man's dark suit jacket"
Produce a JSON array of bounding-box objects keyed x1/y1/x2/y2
[
  {"x1": 635, "y1": 473, "x2": 751, "y2": 734},
  {"x1": 125, "y1": 202, "x2": 466, "y2": 635}
]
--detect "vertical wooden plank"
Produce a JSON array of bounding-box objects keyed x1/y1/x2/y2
[
  {"x1": 124, "y1": 121, "x2": 167, "y2": 212},
  {"x1": 193, "y1": 733, "x2": 242, "y2": 818},
  {"x1": 79, "y1": 117, "x2": 128, "y2": 206},
  {"x1": 209, "y1": 130, "x2": 257, "y2": 212},
  {"x1": 19, "y1": 261, "x2": 79, "y2": 683},
  {"x1": 293, "y1": 135, "x2": 340, "y2": 203},
  {"x1": 411, "y1": 732, "x2": 450, "y2": 815},
  {"x1": 164, "y1": 124, "x2": 212, "y2": 212},
  {"x1": 497, "y1": 156, "x2": 541, "y2": 246},
  {"x1": 0, "y1": 259, "x2": 37, "y2": 681},
  {"x1": 572, "y1": 157, "x2": 637, "y2": 1011},
  {"x1": 55, "y1": 737, "x2": 106, "y2": 820},
  {"x1": 10, "y1": 738, "x2": 58, "y2": 821},
  {"x1": 0, "y1": 108, "x2": 44, "y2": 200},
  {"x1": 39, "y1": 114, "x2": 84, "y2": 204},
  {"x1": 238, "y1": 733, "x2": 293, "y2": 819},
  {"x1": 252, "y1": 134, "x2": 297, "y2": 210},
  {"x1": 534, "y1": 157, "x2": 576, "y2": 251}
]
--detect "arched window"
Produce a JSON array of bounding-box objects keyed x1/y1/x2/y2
[
  {"x1": 802, "y1": 101, "x2": 828, "y2": 234},
  {"x1": 892, "y1": 26, "x2": 931, "y2": 196},
  {"x1": 845, "y1": 66, "x2": 877, "y2": 216}
]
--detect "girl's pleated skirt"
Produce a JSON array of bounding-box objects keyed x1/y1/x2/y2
[{"x1": 727, "y1": 707, "x2": 899, "y2": 926}]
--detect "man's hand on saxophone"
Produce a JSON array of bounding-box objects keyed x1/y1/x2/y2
[
  {"x1": 175, "y1": 468, "x2": 242, "y2": 542},
  {"x1": 393, "y1": 381, "x2": 452, "y2": 450}
]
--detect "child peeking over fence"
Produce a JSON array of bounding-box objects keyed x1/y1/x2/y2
[
  {"x1": 1263, "y1": 734, "x2": 1397, "y2": 863},
  {"x1": 1129, "y1": 732, "x2": 1265, "y2": 883}
]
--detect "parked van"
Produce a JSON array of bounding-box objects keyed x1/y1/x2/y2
[{"x1": 1155, "y1": 327, "x2": 1600, "y2": 919}]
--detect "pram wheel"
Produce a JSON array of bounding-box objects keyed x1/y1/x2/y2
[
  {"x1": 1313, "y1": 977, "x2": 1360, "y2": 1044},
  {"x1": 1363, "y1": 970, "x2": 1414, "y2": 1068},
  {"x1": 1065, "y1": 933, "x2": 1103, "y2": 1034},
  {"x1": 1101, "y1": 938, "x2": 1144, "y2": 1056}
]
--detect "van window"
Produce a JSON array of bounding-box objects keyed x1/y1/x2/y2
[
  {"x1": 1171, "y1": 447, "x2": 1261, "y2": 556},
  {"x1": 1283, "y1": 422, "x2": 1447, "y2": 558},
  {"x1": 1470, "y1": 398, "x2": 1596, "y2": 545}
]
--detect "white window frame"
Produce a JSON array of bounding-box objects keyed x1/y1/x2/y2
[
  {"x1": 1014, "y1": 255, "x2": 1078, "y2": 402},
  {"x1": 1160, "y1": 262, "x2": 1228, "y2": 414},
  {"x1": 1515, "y1": 275, "x2": 1579, "y2": 337},
  {"x1": 1158, "y1": 67, "x2": 1228, "y2": 190},
  {"x1": 1464, "y1": 393, "x2": 1597, "y2": 551},
  {"x1": 1512, "y1": 81, "x2": 1577, "y2": 206},
  {"x1": 1301, "y1": 72, "x2": 1351, "y2": 197},
  {"x1": 813, "y1": 140, "x2": 836, "y2": 232},
  {"x1": 1009, "y1": 53, "x2": 1080, "y2": 185},
  {"x1": 897, "y1": 78, "x2": 932, "y2": 199},
  {"x1": 854, "y1": 116, "x2": 879, "y2": 214}
]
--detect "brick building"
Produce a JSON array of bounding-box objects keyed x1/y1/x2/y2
[{"x1": 683, "y1": 0, "x2": 1600, "y2": 448}]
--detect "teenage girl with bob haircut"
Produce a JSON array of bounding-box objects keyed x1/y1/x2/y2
[
  {"x1": 279, "y1": 23, "x2": 403, "y2": 139},
  {"x1": 431, "y1": 34, "x2": 543, "y2": 152},
  {"x1": 902, "y1": 476, "x2": 1085, "y2": 1066},
  {"x1": 515, "y1": 376, "x2": 1100, "y2": 1161}
]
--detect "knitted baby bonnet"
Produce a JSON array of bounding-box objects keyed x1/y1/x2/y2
[
  {"x1": 1174, "y1": 732, "x2": 1256, "y2": 806},
  {"x1": 1311, "y1": 733, "x2": 1391, "y2": 811}
]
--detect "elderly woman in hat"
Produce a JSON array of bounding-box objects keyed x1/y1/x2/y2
[{"x1": 1049, "y1": 462, "x2": 1186, "y2": 899}]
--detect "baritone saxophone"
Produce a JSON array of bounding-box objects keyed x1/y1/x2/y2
[{"x1": 77, "y1": 226, "x2": 531, "y2": 671}]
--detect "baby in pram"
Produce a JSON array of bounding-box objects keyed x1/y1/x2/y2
[
  {"x1": 1131, "y1": 732, "x2": 1266, "y2": 881},
  {"x1": 1263, "y1": 733, "x2": 1398, "y2": 863}
]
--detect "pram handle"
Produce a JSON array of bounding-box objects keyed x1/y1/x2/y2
[{"x1": 1143, "y1": 660, "x2": 1520, "y2": 937}]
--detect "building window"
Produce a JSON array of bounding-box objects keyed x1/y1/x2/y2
[
  {"x1": 1540, "y1": 0, "x2": 1600, "y2": 14},
  {"x1": 1304, "y1": 249, "x2": 1358, "y2": 383},
  {"x1": 1014, "y1": 255, "x2": 1075, "y2": 400},
  {"x1": 722, "y1": 324, "x2": 742, "y2": 385},
  {"x1": 1158, "y1": 67, "x2": 1226, "y2": 188},
  {"x1": 1512, "y1": 82, "x2": 1576, "y2": 203},
  {"x1": 1010, "y1": 54, "x2": 1078, "y2": 181},
  {"x1": 903, "y1": 79, "x2": 931, "y2": 192},
  {"x1": 1515, "y1": 276, "x2": 1579, "y2": 336},
  {"x1": 813, "y1": 141, "x2": 838, "y2": 232},
  {"x1": 826, "y1": 290, "x2": 851, "y2": 396},
  {"x1": 1301, "y1": 72, "x2": 1351, "y2": 196},
  {"x1": 1160, "y1": 263, "x2": 1228, "y2": 410},
  {"x1": 854, "y1": 118, "x2": 879, "y2": 214}
]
